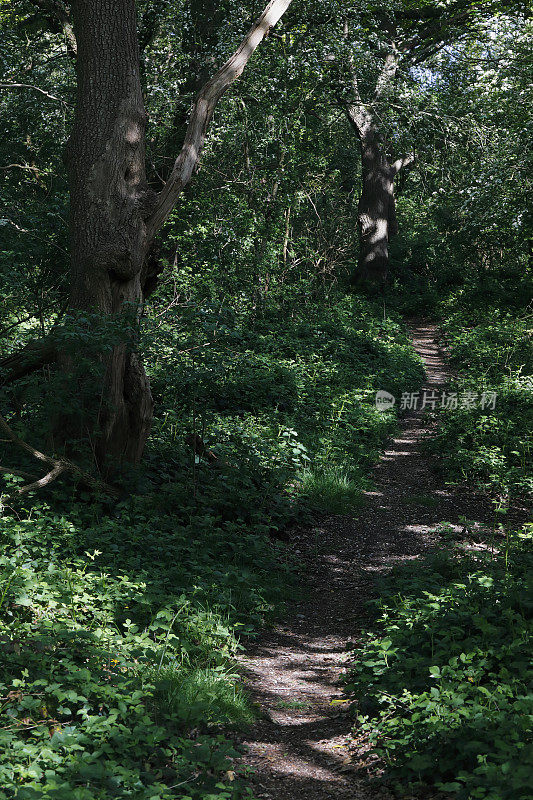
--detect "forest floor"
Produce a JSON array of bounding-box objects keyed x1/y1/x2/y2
[{"x1": 235, "y1": 322, "x2": 509, "y2": 799}]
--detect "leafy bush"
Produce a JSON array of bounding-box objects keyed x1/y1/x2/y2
[
  {"x1": 429, "y1": 304, "x2": 533, "y2": 500},
  {"x1": 346, "y1": 527, "x2": 533, "y2": 800},
  {"x1": 145, "y1": 294, "x2": 424, "y2": 501},
  {"x1": 0, "y1": 291, "x2": 424, "y2": 798},
  {"x1": 0, "y1": 494, "x2": 288, "y2": 798}
]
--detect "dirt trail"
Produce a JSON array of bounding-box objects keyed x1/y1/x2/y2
[{"x1": 236, "y1": 322, "x2": 498, "y2": 800}]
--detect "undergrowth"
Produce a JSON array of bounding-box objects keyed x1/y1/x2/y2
[
  {"x1": 0, "y1": 491, "x2": 287, "y2": 799},
  {"x1": 145, "y1": 294, "x2": 424, "y2": 512},
  {"x1": 346, "y1": 525, "x2": 533, "y2": 800},
  {"x1": 429, "y1": 287, "x2": 532, "y2": 502},
  {"x1": 0, "y1": 292, "x2": 423, "y2": 798}
]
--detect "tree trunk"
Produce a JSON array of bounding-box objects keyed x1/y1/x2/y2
[
  {"x1": 63, "y1": 0, "x2": 155, "y2": 467},
  {"x1": 53, "y1": 0, "x2": 292, "y2": 470},
  {"x1": 356, "y1": 129, "x2": 397, "y2": 284},
  {"x1": 344, "y1": 46, "x2": 413, "y2": 285}
]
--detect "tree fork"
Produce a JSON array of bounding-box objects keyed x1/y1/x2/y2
[{"x1": 0, "y1": 0, "x2": 294, "y2": 477}]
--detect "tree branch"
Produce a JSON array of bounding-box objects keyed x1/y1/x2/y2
[
  {"x1": 0, "y1": 413, "x2": 120, "y2": 497},
  {"x1": 29, "y1": 0, "x2": 77, "y2": 57},
  {"x1": 0, "y1": 339, "x2": 58, "y2": 385},
  {"x1": 60, "y1": 17, "x2": 77, "y2": 57},
  {"x1": 146, "y1": 0, "x2": 293, "y2": 240},
  {"x1": 17, "y1": 463, "x2": 67, "y2": 494},
  {"x1": 0, "y1": 82, "x2": 68, "y2": 107},
  {"x1": 391, "y1": 153, "x2": 415, "y2": 175},
  {"x1": 343, "y1": 52, "x2": 373, "y2": 139},
  {"x1": 374, "y1": 46, "x2": 399, "y2": 101}
]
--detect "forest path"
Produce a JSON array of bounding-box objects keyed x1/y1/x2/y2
[{"x1": 236, "y1": 322, "x2": 495, "y2": 799}]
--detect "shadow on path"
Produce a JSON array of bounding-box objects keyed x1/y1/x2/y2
[{"x1": 236, "y1": 322, "x2": 504, "y2": 799}]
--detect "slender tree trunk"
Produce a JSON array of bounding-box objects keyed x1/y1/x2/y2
[{"x1": 64, "y1": 0, "x2": 154, "y2": 466}]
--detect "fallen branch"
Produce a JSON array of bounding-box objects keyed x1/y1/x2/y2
[
  {"x1": 17, "y1": 463, "x2": 67, "y2": 494},
  {"x1": 0, "y1": 414, "x2": 120, "y2": 497}
]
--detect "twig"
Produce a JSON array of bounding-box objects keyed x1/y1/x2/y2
[{"x1": 0, "y1": 82, "x2": 69, "y2": 107}]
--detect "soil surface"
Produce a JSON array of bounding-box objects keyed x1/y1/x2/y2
[{"x1": 235, "y1": 322, "x2": 508, "y2": 799}]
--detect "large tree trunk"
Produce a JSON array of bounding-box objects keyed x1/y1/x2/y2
[
  {"x1": 0, "y1": 0, "x2": 292, "y2": 472},
  {"x1": 64, "y1": 0, "x2": 154, "y2": 466},
  {"x1": 344, "y1": 46, "x2": 413, "y2": 285},
  {"x1": 357, "y1": 129, "x2": 397, "y2": 284},
  {"x1": 53, "y1": 0, "x2": 292, "y2": 470}
]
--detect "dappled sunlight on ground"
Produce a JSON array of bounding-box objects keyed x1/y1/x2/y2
[{"x1": 236, "y1": 322, "x2": 513, "y2": 800}]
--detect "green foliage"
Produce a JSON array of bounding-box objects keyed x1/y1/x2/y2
[
  {"x1": 145, "y1": 295, "x2": 424, "y2": 509},
  {"x1": 1, "y1": 3, "x2": 531, "y2": 798},
  {"x1": 0, "y1": 491, "x2": 289, "y2": 798},
  {"x1": 345, "y1": 528, "x2": 533, "y2": 800},
  {"x1": 430, "y1": 300, "x2": 533, "y2": 500},
  {"x1": 299, "y1": 467, "x2": 366, "y2": 515},
  {"x1": 0, "y1": 291, "x2": 423, "y2": 797}
]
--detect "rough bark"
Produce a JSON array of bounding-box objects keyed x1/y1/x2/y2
[
  {"x1": 345, "y1": 49, "x2": 414, "y2": 284},
  {"x1": 350, "y1": 130, "x2": 415, "y2": 283},
  {"x1": 53, "y1": 0, "x2": 292, "y2": 469},
  {"x1": 63, "y1": 0, "x2": 154, "y2": 466},
  {"x1": 353, "y1": 123, "x2": 397, "y2": 283}
]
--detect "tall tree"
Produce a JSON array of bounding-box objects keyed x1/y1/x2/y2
[
  {"x1": 344, "y1": 44, "x2": 414, "y2": 284},
  {"x1": 2, "y1": 0, "x2": 292, "y2": 470},
  {"x1": 332, "y1": 0, "x2": 522, "y2": 283}
]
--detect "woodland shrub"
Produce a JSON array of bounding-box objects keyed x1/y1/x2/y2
[
  {"x1": 346, "y1": 526, "x2": 533, "y2": 800},
  {"x1": 0, "y1": 494, "x2": 287, "y2": 799},
  {"x1": 430, "y1": 295, "x2": 532, "y2": 501},
  {"x1": 145, "y1": 294, "x2": 424, "y2": 509}
]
